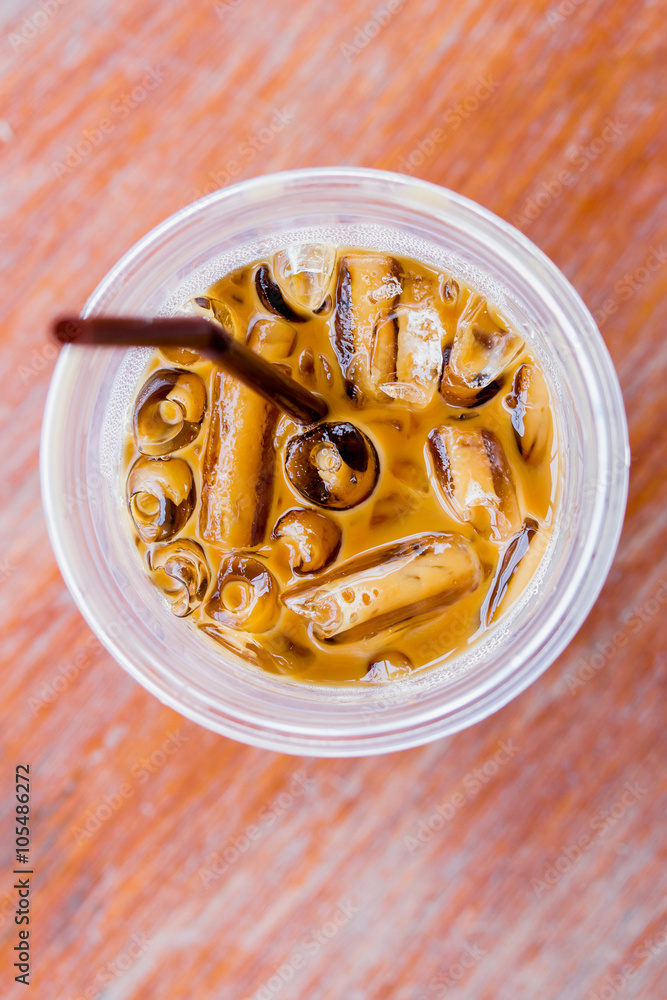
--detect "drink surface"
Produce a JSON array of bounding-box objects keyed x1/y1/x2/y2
[{"x1": 123, "y1": 245, "x2": 557, "y2": 683}]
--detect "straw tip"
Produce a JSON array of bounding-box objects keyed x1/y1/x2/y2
[{"x1": 54, "y1": 317, "x2": 83, "y2": 343}]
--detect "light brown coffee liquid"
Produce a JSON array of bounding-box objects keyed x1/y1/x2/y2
[{"x1": 123, "y1": 246, "x2": 557, "y2": 683}]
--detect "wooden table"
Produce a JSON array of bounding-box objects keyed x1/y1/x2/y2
[{"x1": 1, "y1": 1, "x2": 665, "y2": 997}]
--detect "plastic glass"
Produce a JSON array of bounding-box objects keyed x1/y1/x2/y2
[{"x1": 41, "y1": 167, "x2": 629, "y2": 756}]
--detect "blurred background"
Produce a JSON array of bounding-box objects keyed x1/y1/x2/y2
[{"x1": 1, "y1": 1, "x2": 666, "y2": 997}]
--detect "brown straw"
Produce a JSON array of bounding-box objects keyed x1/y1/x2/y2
[{"x1": 54, "y1": 316, "x2": 329, "y2": 425}]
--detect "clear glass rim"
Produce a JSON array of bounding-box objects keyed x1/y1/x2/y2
[{"x1": 40, "y1": 167, "x2": 629, "y2": 756}]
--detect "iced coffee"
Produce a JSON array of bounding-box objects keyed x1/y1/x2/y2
[{"x1": 123, "y1": 244, "x2": 556, "y2": 682}]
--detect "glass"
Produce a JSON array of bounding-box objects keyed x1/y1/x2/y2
[{"x1": 40, "y1": 167, "x2": 629, "y2": 756}]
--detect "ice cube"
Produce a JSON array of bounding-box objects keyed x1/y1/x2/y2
[
  {"x1": 266, "y1": 631, "x2": 315, "y2": 666},
  {"x1": 483, "y1": 518, "x2": 539, "y2": 624},
  {"x1": 199, "y1": 623, "x2": 314, "y2": 674},
  {"x1": 205, "y1": 554, "x2": 279, "y2": 633},
  {"x1": 439, "y1": 275, "x2": 460, "y2": 305},
  {"x1": 199, "y1": 313, "x2": 294, "y2": 548},
  {"x1": 380, "y1": 273, "x2": 445, "y2": 408},
  {"x1": 133, "y1": 369, "x2": 207, "y2": 456},
  {"x1": 272, "y1": 508, "x2": 342, "y2": 574},
  {"x1": 246, "y1": 316, "x2": 296, "y2": 360},
  {"x1": 127, "y1": 456, "x2": 195, "y2": 544},
  {"x1": 199, "y1": 624, "x2": 285, "y2": 674},
  {"x1": 285, "y1": 422, "x2": 379, "y2": 511},
  {"x1": 440, "y1": 347, "x2": 504, "y2": 408},
  {"x1": 149, "y1": 539, "x2": 210, "y2": 617},
  {"x1": 298, "y1": 348, "x2": 335, "y2": 389},
  {"x1": 504, "y1": 361, "x2": 551, "y2": 465},
  {"x1": 298, "y1": 347, "x2": 315, "y2": 382},
  {"x1": 273, "y1": 243, "x2": 336, "y2": 312},
  {"x1": 450, "y1": 294, "x2": 523, "y2": 388},
  {"x1": 163, "y1": 293, "x2": 242, "y2": 364},
  {"x1": 427, "y1": 425, "x2": 522, "y2": 540},
  {"x1": 255, "y1": 264, "x2": 310, "y2": 322},
  {"x1": 160, "y1": 296, "x2": 210, "y2": 364},
  {"x1": 282, "y1": 532, "x2": 482, "y2": 642},
  {"x1": 191, "y1": 294, "x2": 240, "y2": 336},
  {"x1": 365, "y1": 651, "x2": 413, "y2": 681},
  {"x1": 333, "y1": 252, "x2": 401, "y2": 402}
]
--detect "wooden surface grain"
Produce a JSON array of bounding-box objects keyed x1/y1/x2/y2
[{"x1": 1, "y1": 0, "x2": 666, "y2": 997}]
